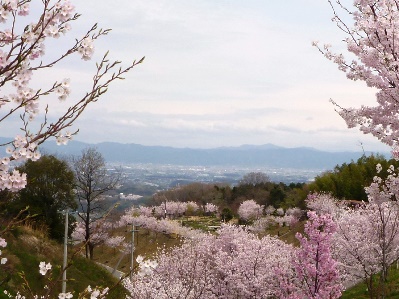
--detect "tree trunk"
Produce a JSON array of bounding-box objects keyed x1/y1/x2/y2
[
  {"x1": 89, "y1": 242, "x2": 94, "y2": 260},
  {"x1": 85, "y1": 243, "x2": 89, "y2": 259}
]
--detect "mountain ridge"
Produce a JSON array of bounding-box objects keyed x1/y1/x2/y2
[{"x1": 17, "y1": 139, "x2": 388, "y2": 170}]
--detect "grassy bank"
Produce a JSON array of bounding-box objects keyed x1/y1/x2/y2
[{"x1": 0, "y1": 226, "x2": 127, "y2": 299}]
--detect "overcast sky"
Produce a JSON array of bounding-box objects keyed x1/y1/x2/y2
[{"x1": 4, "y1": 0, "x2": 393, "y2": 153}]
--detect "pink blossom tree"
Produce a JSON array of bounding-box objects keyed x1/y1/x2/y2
[
  {"x1": 152, "y1": 201, "x2": 187, "y2": 219},
  {"x1": 137, "y1": 205, "x2": 153, "y2": 217},
  {"x1": 71, "y1": 220, "x2": 112, "y2": 257},
  {"x1": 237, "y1": 199, "x2": 264, "y2": 222},
  {"x1": 315, "y1": 0, "x2": 399, "y2": 150},
  {"x1": 306, "y1": 192, "x2": 343, "y2": 218},
  {"x1": 278, "y1": 211, "x2": 343, "y2": 299},
  {"x1": 204, "y1": 202, "x2": 219, "y2": 215}
]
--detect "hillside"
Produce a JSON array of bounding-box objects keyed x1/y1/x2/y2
[{"x1": 0, "y1": 226, "x2": 127, "y2": 299}]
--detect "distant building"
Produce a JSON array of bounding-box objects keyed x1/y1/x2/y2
[{"x1": 119, "y1": 193, "x2": 143, "y2": 201}]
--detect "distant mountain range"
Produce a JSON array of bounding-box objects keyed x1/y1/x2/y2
[{"x1": 14, "y1": 138, "x2": 387, "y2": 170}]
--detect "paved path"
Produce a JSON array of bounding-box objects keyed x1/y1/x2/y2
[{"x1": 96, "y1": 262, "x2": 126, "y2": 279}]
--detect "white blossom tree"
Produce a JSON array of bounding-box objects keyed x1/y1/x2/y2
[{"x1": 237, "y1": 199, "x2": 264, "y2": 222}]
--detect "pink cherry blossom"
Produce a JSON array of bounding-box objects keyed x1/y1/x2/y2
[{"x1": 237, "y1": 199, "x2": 264, "y2": 221}]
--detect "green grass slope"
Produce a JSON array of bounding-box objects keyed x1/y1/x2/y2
[{"x1": 0, "y1": 226, "x2": 127, "y2": 299}]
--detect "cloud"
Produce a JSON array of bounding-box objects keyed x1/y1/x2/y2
[{"x1": 0, "y1": 0, "x2": 388, "y2": 153}]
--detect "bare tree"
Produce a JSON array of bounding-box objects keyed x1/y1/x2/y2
[
  {"x1": 239, "y1": 172, "x2": 270, "y2": 186},
  {"x1": 71, "y1": 147, "x2": 121, "y2": 259}
]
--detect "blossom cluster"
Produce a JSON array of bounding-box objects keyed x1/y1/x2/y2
[
  {"x1": 78, "y1": 37, "x2": 95, "y2": 61},
  {"x1": 122, "y1": 200, "x2": 217, "y2": 220},
  {"x1": 0, "y1": 237, "x2": 7, "y2": 265},
  {"x1": 1, "y1": 135, "x2": 43, "y2": 191},
  {"x1": 204, "y1": 202, "x2": 218, "y2": 214},
  {"x1": 118, "y1": 213, "x2": 204, "y2": 240},
  {"x1": 72, "y1": 221, "x2": 113, "y2": 246},
  {"x1": 135, "y1": 255, "x2": 158, "y2": 277},
  {"x1": 39, "y1": 261, "x2": 52, "y2": 275},
  {"x1": 82, "y1": 286, "x2": 109, "y2": 299},
  {"x1": 0, "y1": 0, "x2": 78, "y2": 191}
]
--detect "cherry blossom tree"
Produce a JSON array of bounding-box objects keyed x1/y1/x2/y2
[
  {"x1": 307, "y1": 168, "x2": 399, "y2": 298},
  {"x1": 152, "y1": 201, "x2": 187, "y2": 219},
  {"x1": 138, "y1": 205, "x2": 153, "y2": 217},
  {"x1": 204, "y1": 202, "x2": 219, "y2": 215},
  {"x1": 276, "y1": 207, "x2": 285, "y2": 216},
  {"x1": 71, "y1": 219, "x2": 111, "y2": 257},
  {"x1": 332, "y1": 203, "x2": 387, "y2": 295},
  {"x1": 248, "y1": 216, "x2": 274, "y2": 233},
  {"x1": 237, "y1": 199, "x2": 264, "y2": 222},
  {"x1": 286, "y1": 207, "x2": 304, "y2": 219},
  {"x1": 265, "y1": 205, "x2": 276, "y2": 215},
  {"x1": 281, "y1": 211, "x2": 343, "y2": 299},
  {"x1": 306, "y1": 192, "x2": 342, "y2": 217},
  {"x1": 315, "y1": 0, "x2": 399, "y2": 151}
]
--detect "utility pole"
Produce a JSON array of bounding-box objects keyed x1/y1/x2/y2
[
  {"x1": 62, "y1": 209, "x2": 69, "y2": 293},
  {"x1": 130, "y1": 223, "x2": 139, "y2": 281},
  {"x1": 60, "y1": 209, "x2": 77, "y2": 293},
  {"x1": 164, "y1": 199, "x2": 167, "y2": 219}
]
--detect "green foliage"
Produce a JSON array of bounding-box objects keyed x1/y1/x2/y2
[
  {"x1": 230, "y1": 181, "x2": 306, "y2": 209},
  {"x1": 153, "y1": 182, "x2": 224, "y2": 206},
  {"x1": 7, "y1": 155, "x2": 77, "y2": 241},
  {"x1": 153, "y1": 180, "x2": 307, "y2": 215},
  {"x1": 309, "y1": 154, "x2": 398, "y2": 201},
  {"x1": 220, "y1": 207, "x2": 233, "y2": 222}
]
